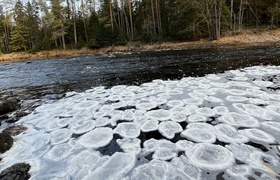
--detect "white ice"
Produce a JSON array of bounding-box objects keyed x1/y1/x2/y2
[
  {"x1": 196, "y1": 107, "x2": 216, "y2": 117},
  {"x1": 143, "y1": 138, "x2": 157, "y2": 152},
  {"x1": 218, "y1": 112, "x2": 260, "y2": 128},
  {"x1": 136, "y1": 102, "x2": 157, "y2": 111},
  {"x1": 158, "y1": 121, "x2": 183, "y2": 139},
  {"x1": 225, "y1": 165, "x2": 252, "y2": 179},
  {"x1": 233, "y1": 103, "x2": 273, "y2": 120},
  {"x1": 69, "y1": 120, "x2": 95, "y2": 134},
  {"x1": 214, "y1": 124, "x2": 249, "y2": 143},
  {"x1": 140, "y1": 120, "x2": 159, "y2": 132},
  {"x1": 116, "y1": 138, "x2": 141, "y2": 155},
  {"x1": 131, "y1": 159, "x2": 167, "y2": 180},
  {"x1": 45, "y1": 143, "x2": 73, "y2": 161},
  {"x1": 114, "y1": 122, "x2": 141, "y2": 138},
  {"x1": 68, "y1": 150, "x2": 101, "y2": 175},
  {"x1": 84, "y1": 152, "x2": 136, "y2": 180},
  {"x1": 187, "y1": 114, "x2": 208, "y2": 122},
  {"x1": 187, "y1": 122, "x2": 214, "y2": 131},
  {"x1": 170, "y1": 156, "x2": 202, "y2": 179},
  {"x1": 185, "y1": 143, "x2": 235, "y2": 171},
  {"x1": 239, "y1": 128, "x2": 275, "y2": 143},
  {"x1": 145, "y1": 109, "x2": 173, "y2": 121},
  {"x1": 2, "y1": 65, "x2": 280, "y2": 179},
  {"x1": 79, "y1": 127, "x2": 113, "y2": 149},
  {"x1": 50, "y1": 128, "x2": 73, "y2": 145},
  {"x1": 181, "y1": 129, "x2": 216, "y2": 143}
]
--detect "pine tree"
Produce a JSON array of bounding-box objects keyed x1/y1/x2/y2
[
  {"x1": 26, "y1": 1, "x2": 42, "y2": 51},
  {"x1": 9, "y1": 24, "x2": 26, "y2": 51},
  {"x1": 87, "y1": 12, "x2": 101, "y2": 48},
  {"x1": 51, "y1": 0, "x2": 67, "y2": 50},
  {"x1": 10, "y1": 0, "x2": 28, "y2": 52}
]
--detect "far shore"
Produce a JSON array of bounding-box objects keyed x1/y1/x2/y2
[{"x1": 1, "y1": 29, "x2": 280, "y2": 63}]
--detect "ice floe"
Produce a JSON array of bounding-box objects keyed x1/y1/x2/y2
[
  {"x1": 181, "y1": 129, "x2": 216, "y2": 143},
  {"x1": 84, "y1": 152, "x2": 136, "y2": 180},
  {"x1": 158, "y1": 121, "x2": 183, "y2": 139},
  {"x1": 170, "y1": 113, "x2": 187, "y2": 122},
  {"x1": 267, "y1": 105, "x2": 280, "y2": 116},
  {"x1": 68, "y1": 150, "x2": 101, "y2": 175},
  {"x1": 140, "y1": 120, "x2": 159, "y2": 132},
  {"x1": 131, "y1": 160, "x2": 167, "y2": 180},
  {"x1": 183, "y1": 98, "x2": 203, "y2": 105},
  {"x1": 166, "y1": 100, "x2": 184, "y2": 107},
  {"x1": 136, "y1": 102, "x2": 157, "y2": 111},
  {"x1": 218, "y1": 112, "x2": 260, "y2": 128},
  {"x1": 248, "y1": 151, "x2": 280, "y2": 176},
  {"x1": 187, "y1": 114, "x2": 208, "y2": 122},
  {"x1": 185, "y1": 143, "x2": 235, "y2": 171},
  {"x1": 50, "y1": 128, "x2": 73, "y2": 145},
  {"x1": 2, "y1": 65, "x2": 280, "y2": 179},
  {"x1": 213, "y1": 106, "x2": 229, "y2": 115},
  {"x1": 170, "y1": 156, "x2": 202, "y2": 179},
  {"x1": 214, "y1": 124, "x2": 249, "y2": 143},
  {"x1": 233, "y1": 103, "x2": 273, "y2": 120},
  {"x1": 187, "y1": 122, "x2": 214, "y2": 131},
  {"x1": 175, "y1": 140, "x2": 194, "y2": 151},
  {"x1": 239, "y1": 128, "x2": 275, "y2": 143},
  {"x1": 79, "y1": 127, "x2": 113, "y2": 149},
  {"x1": 114, "y1": 122, "x2": 141, "y2": 138},
  {"x1": 69, "y1": 120, "x2": 95, "y2": 134},
  {"x1": 144, "y1": 109, "x2": 173, "y2": 121},
  {"x1": 45, "y1": 143, "x2": 73, "y2": 160},
  {"x1": 196, "y1": 107, "x2": 216, "y2": 117},
  {"x1": 143, "y1": 138, "x2": 157, "y2": 152},
  {"x1": 152, "y1": 147, "x2": 177, "y2": 160},
  {"x1": 225, "y1": 165, "x2": 252, "y2": 179},
  {"x1": 261, "y1": 121, "x2": 280, "y2": 133},
  {"x1": 116, "y1": 138, "x2": 141, "y2": 155}
]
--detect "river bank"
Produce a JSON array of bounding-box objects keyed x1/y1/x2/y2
[{"x1": 1, "y1": 29, "x2": 280, "y2": 63}]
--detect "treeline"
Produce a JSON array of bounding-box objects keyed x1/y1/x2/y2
[{"x1": 0, "y1": 0, "x2": 279, "y2": 53}]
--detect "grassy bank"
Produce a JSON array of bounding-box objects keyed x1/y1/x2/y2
[{"x1": 1, "y1": 29, "x2": 280, "y2": 63}]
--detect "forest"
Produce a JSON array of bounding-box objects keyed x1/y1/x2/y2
[{"x1": 0, "y1": 0, "x2": 280, "y2": 53}]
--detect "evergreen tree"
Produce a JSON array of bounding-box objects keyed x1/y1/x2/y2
[
  {"x1": 9, "y1": 24, "x2": 26, "y2": 51},
  {"x1": 87, "y1": 12, "x2": 101, "y2": 48},
  {"x1": 10, "y1": 0, "x2": 28, "y2": 52},
  {"x1": 26, "y1": 1, "x2": 42, "y2": 51},
  {"x1": 51, "y1": 0, "x2": 67, "y2": 50}
]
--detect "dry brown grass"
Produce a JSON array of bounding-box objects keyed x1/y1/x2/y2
[{"x1": 1, "y1": 29, "x2": 280, "y2": 63}]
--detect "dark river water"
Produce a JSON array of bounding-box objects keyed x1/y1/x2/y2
[{"x1": 1, "y1": 46, "x2": 280, "y2": 101}]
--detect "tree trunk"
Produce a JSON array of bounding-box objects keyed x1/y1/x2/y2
[
  {"x1": 61, "y1": 24, "x2": 66, "y2": 50},
  {"x1": 218, "y1": 0, "x2": 222, "y2": 39},
  {"x1": 3, "y1": 24, "x2": 10, "y2": 53},
  {"x1": 81, "y1": 0, "x2": 88, "y2": 43},
  {"x1": 151, "y1": 0, "x2": 156, "y2": 34},
  {"x1": 110, "y1": 0, "x2": 114, "y2": 31},
  {"x1": 230, "y1": 0, "x2": 233, "y2": 30},
  {"x1": 214, "y1": 0, "x2": 218, "y2": 40},
  {"x1": 89, "y1": 0, "x2": 95, "y2": 13},
  {"x1": 71, "y1": 0, "x2": 77, "y2": 46},
  {"x1": 128, "y1": 0, "x2": 134, "y2": 38},
  {"x1": 238, "y1": 0, "x2": 243, "y2": 31},
  {"x1": 121, "y1": 0, "x2": 130, "y2": 36},
  {"x1": 115, "y1": 0, "x2": 121, "y2": 28},
  {"x1": 155, "y1": 0, "x2": 161, "y2": 33}
]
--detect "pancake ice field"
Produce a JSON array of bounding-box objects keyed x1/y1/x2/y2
[{"x1": 1, "y1": 65, "x2": 280, "y2": 180}]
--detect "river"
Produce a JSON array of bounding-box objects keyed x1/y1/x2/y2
[{"x1": 1, "y1": 46, "x2": 280, "y2": 102}]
